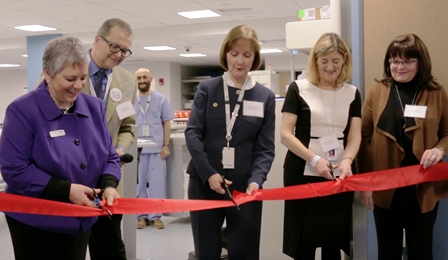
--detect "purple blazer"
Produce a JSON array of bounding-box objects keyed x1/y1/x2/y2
[{"x1": 0, "y1": 81, "x2": 121, "y2": 235}]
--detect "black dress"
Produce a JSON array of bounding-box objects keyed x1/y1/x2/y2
[{"x1": 281, "y1": 79, "x2": 362, "y2": 258}]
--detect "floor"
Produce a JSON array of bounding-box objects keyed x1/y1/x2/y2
[
  {"x1": 0, "y1": 213, "x2": 194, "y2": 260},
  {"x1": 0, "y1": 212, "x2": 336, "y2": 260}
]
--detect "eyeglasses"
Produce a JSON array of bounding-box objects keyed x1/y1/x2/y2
[
  {"x1": 389, "y1": 58, "x2": 417, "y2": 67},
  {"x1": 99, "y1": 35, "x2": 132, "y2": 57}
]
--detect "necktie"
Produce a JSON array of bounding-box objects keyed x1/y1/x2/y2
[{"x1": 94, "y1": 70, "x2": 106, "y2": 100}]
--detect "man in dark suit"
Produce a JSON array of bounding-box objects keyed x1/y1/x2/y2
[{"x1": 85, "y1": 18, "x2": 137, "y2": 260}]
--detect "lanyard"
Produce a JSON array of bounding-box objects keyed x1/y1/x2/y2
[
  {"x1": 394, "y1": 84, "x2": 418, "y2": 129},
  {"x1": 223, "y1": 72, "x2": 250, "y2": 147},
  {"x1": 137, "y1": 93, "x2": 151, "y2": 124}
]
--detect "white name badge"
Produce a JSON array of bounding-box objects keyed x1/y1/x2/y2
[
  {"x1": 49, "y1": 129, "x2": 66, "y2": 138},
  {"x1": 243, "y1": 100, "x2": 264, "y2": 118},
  {"x1": 404, "y1": 105, "x2": 427, "y2": 118},
  {"x1": 116, "y1": 100, "x2": 136, "y2": 120},
  {"x1": 318, "y1": 133, "x2": 340, "y2": 152},
  {"x1": 142, "y1": 125, "x2": 150, "y2": 137},
  {"x1": 110, "y1": 88, "x2": 122, "y2": 102},
  {"x1": 222, "y1": 147, "x2": 235, "y2": 169}
]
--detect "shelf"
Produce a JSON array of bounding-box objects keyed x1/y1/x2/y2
[
  {"x1": 181, "y1": 79, "x2": 201, "y2": 83},
  {"x1": 181, "y1": 76, "x2": 211, "y2": 83}
]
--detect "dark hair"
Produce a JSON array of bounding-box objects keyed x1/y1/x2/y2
[
  {"x1": 379, "y1": 33, "x2": 440, "y2": 90},
  {"x1": 219, "y1": 25, "x2": 261, "y2": 71}
]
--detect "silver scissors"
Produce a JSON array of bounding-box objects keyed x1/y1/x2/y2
[{"x1": 92, "y1": 188, "x2": 112, "y2": 219}]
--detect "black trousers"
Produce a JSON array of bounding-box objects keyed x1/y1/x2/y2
[
  {"x1": 373, "y1": 186, "x2": 438, "y2": 260},
  {"x1": 189, "y1": 176, "x2": 262, "y2": 260},
  {"x1": 6, "y1": 215, "x2": 90, "y2": 260},
  {"x1": 89, "y1": 214, "x2": 127, "y2": 260}
]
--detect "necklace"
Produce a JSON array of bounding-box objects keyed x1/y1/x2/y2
[
  {"x1": 47, "y1": 86, "x2": 73, "y2": 114},
  {"x1": 60, "y1": 106, "x2": 72, "y2": 114},
  {"x1": 394, "y1": 84, "x2": 418, "y2": 129}
]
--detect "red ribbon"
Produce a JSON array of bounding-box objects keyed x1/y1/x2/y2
[{"x1": 1, "y1": 163, "x2": 448, "y2": 217}]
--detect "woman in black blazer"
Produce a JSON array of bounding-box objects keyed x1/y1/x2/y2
[{"x1": 185, "y1": 25, "x2": 276, "y2": 260}]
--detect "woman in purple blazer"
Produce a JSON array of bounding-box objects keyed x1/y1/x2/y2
[{"x1": 0, "y1": 36, "x2": 121, "y2": 260}]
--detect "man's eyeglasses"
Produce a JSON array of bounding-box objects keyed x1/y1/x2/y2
[
  {"x1": 99, "y1": 35, "x2": 132, "y2": 57},
  {"x1": 389, "y1": 58, "x2": 417, "y2": 67}
]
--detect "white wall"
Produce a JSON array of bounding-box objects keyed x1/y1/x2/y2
[{"x1": 0, "y1": 69, "x2": 28, "y2": 123}]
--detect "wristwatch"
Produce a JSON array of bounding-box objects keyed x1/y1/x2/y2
[{"x1": 163, "y1": 143, "x2": 169, "y2": 147}]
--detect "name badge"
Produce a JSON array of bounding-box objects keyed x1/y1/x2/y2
[
  {"x1": 404, "y1": 105, "x2": 427, "y2": 118},
  {"x1": 222, "y1": 147, "x2": 235, "y2": 169},
  {"x1": 243, "y1": 100, "x2": 264, "y2": 118},
  {"x1": 142, "y1": 125, "x2": 150, "y2": 137},
  {"x1": 116, "y1": 100, "x2": 136, "y2": 120},
  {"x1": 49, "y1": 129, "x2": 66, "y2": 138},
  {"x1": 318, "y1": 133, "x2": 340, "y2": 152}
]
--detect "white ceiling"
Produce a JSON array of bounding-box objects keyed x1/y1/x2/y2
[{"x1": 0, "y1": 0, "x2": 329, "y2": 70}]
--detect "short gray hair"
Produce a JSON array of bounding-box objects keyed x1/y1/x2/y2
[{"x1": 42, "y1": 36, "x2": 90, "y2": 77}]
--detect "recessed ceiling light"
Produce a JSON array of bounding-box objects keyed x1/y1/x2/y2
[
  {"x1": 14, "y1": 25, "x2": 57, "y2": 32},
  {"x1": 260, "y1": 49, "x2": 283, "y2": 54},
  {"x1": 0, "y1": 64, "x2": 20, "y2": 67},
  {"x1": 144, "y1": 46, "x2": 176, "y2": 51},
  {"x1": 22, "y1": 54, "x2": 28, "y2": 57},
  {"x1": 179, "y1": 53, "x2": 207, "y2": 57},
  {"x1": 178, "y1": 10, "x2": 220, "y2": 19}
]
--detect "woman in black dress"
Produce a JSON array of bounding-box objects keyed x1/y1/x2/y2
[{"x1": 280, "y1": 32, "x2": 362, "y2": 259}]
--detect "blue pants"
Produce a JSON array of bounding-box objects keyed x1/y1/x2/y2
[{"x1": 137, "y1": 153, "x2": 167, "y2": 220}]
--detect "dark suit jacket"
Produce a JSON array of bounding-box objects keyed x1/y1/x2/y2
[{"x1": 185, "y1": 76, "x2": 275, "y2": 190}]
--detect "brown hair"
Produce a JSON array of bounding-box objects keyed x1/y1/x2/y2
[
  {"x1": 378, "y1": 33, "x2": 440, "y2": 90},
  {"x1": 219, "y1": 25, "x2": 261, "y2": 71},
  {"x1": 97, "y1": 18, "x2": 133, "y2": 38}
]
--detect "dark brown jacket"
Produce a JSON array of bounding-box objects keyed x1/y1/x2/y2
[{"x1": 359, "y1": 82, "x2": 448, "y2": 213}]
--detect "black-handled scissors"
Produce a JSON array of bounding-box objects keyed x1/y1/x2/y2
[
  {"x1": 328, "y1": 163, "x2": 336, "y2": 180},
  {"x1": 221, "y1": 175, "x2": 240, "y2": 210},
  {"x1": 92, "y1": 188, "x2": 112, "y2": 219}
]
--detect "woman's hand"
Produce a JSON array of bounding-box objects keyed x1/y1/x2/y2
[
  {"x1": 314, "y1": 158, "x2": 337, "y2": 180},
  {"x1": 102, "y1": 187, "x2": 120, "y2": 206},
  {"x1": 208, "y1": 173, "x2": 232, "y2": 195},
  {"x1": 421, "y1": 147, "x2": 444, "y2": 169},
  {"x1": 68, "y1": 184, "x2": 100, "y2": 207},
  {"x1": 359, "y1": 191, "x2": 374, "y2": 210},
  {"x1": 338, "y1": 158, "x2": 353, "y2": 180},
  {"x1": 246, "y1": 183, "x2": 259, "y2": 195}
]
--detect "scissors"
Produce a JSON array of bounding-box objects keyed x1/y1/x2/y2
[
  {"x1": 221, "y1": 175, "x2": 240, "y2": 210},
  {"x1": 328, "y1": 163, "x2": 336, "y2": 180},
  {"x1": 92, "y1": 188, "x2": 112, "y2": 219}
]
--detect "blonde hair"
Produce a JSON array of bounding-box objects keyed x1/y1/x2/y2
[{"x1": 306, "y1": 32, "x2": 353, "y2": 86}]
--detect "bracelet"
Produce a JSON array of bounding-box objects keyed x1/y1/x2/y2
[
  {"x1": 163, "y1": 143, "x2": 169, "y2": 147},
  {"x1": 342, "y1": 156, "x2": 354, "y2": 162},
  {"x1": 436, "y1": 147, "x2": 444, "y2": 155},
  {"x1": 310, "y1": 155, "x2": 321, "y2": 167}
]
